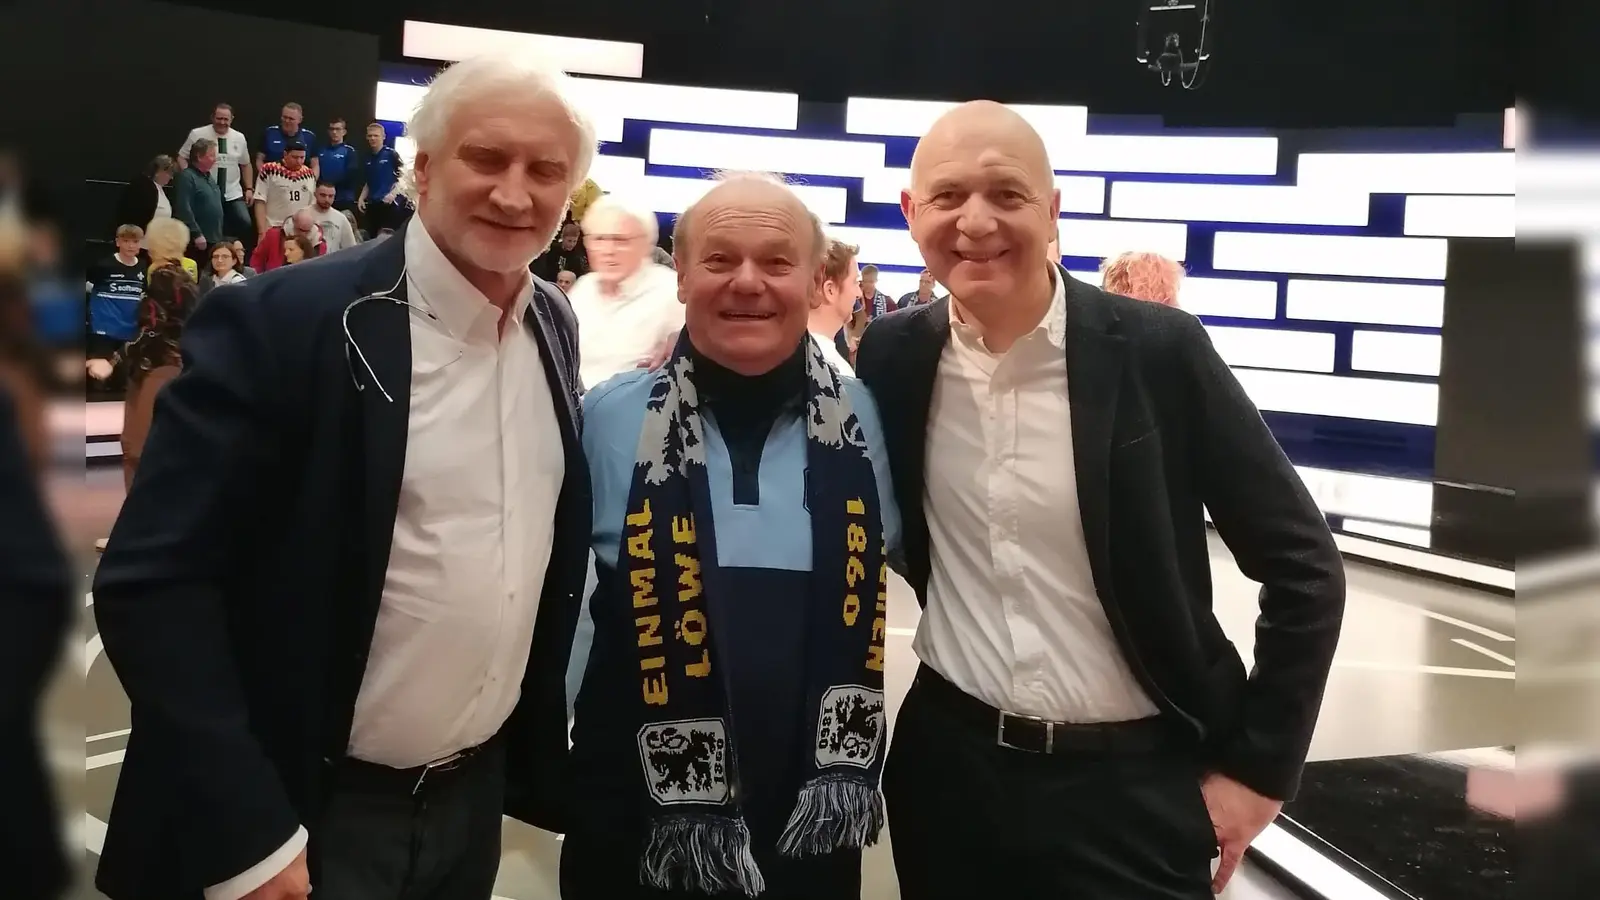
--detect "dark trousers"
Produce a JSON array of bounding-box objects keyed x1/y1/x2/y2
[
  {"x1": 222, "y1": 199, "x2": 252, "y2": 246},
  {"x1": 560, "y1": 828, "x2": 861, "y2": 899},
  {"x1": 885, "y1": 668, "x2": 1217, "y2": 900},
  {"x1": 312, "y1": 741, "x2": 506, "y2": 900}
]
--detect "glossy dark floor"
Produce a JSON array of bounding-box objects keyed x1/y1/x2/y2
[{"x1": 1284, "y1": 751, "x2": 1513, "y2": 900}]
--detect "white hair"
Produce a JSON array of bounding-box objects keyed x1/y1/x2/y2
[
  {"x1": 581, "y1": 193, "x2": 659, "y2": 247},
  {"x1": 401, "y1": 52, "x2": 598, "y2": 201}
]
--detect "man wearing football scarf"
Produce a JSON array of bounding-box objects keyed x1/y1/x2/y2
[{"x1": 562, "y1": 172, "x2": 901, "y2": 899}]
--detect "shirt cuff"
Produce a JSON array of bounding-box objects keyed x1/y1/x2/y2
[{"x1": 203, "y1": 825, "x2": 308, "y2": 900}]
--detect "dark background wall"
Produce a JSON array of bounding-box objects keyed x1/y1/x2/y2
[
  {"x1": 16, "y1": 0, "x2": 378, "y2": 250},
  {"x1": 159, "y1": 0, "x2": 1513, "y2": 127}
]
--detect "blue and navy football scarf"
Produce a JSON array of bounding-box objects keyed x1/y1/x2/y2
[{"x1": 621, "y1": 332, "x2": 889, "y2": 896}]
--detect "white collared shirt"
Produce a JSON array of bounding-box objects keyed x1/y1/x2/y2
[
  {"x1": 915, "y1": 268, "x2": 1158, "y2": 723},
  {"x1": 203, "y1": 216, "x2": 566, "y2": 900},
  {"x1": 568, "y1": 263, "x2": 683, "y2": 389},
  {"x1": 809, "y1": 328, "x2": 855, "y2": 376}
]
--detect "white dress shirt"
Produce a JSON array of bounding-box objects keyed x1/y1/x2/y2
[
  {"x1": 915, "y1": 268, "x2": 1159, "y2": 723},
  {"x1": 207, "y1": 217, "x2": 565, "y2": 900},
  {"x1": 809, "y1": 328, "x2": 855, "y2": 376},
  {"x1": 568, "y1": 263, "x2": 683, "y2": 389}
]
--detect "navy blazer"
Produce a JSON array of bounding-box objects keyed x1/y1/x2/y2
[
  {"x1": 0, "y1": 388, "x2": 71, "y2": 900},
  {"x1": 91, "y1": 223, "x2": 592, "y2": 899},
  {"x1": 855, "y1": 269, "x2": 1345, "y2": 802}
]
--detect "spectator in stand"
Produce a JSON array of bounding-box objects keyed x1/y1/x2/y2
[
  {"x1": 113, "y1": 156, "x2": 175, "y2": 246},
  {"x1": 1099, "y1": 250, "x2": 1183, "y2": 307},
  {"x1": 309, "y1": 182, "x2": 359, "y2": 253},
  {"x1": 844, "y1": 296, "x2": 870, "y2": 362},
  {"x1": 281, "y1": 234, "x2": 314, "y2": 265},
  {"x1": 86, "y1": 258, "x2": 198, "y2": 491},
  {"x1": 229, "y1": 238, "x2": 257, "y2": 277},
  {"x1": 251, "y1": 208, "x2": 326, "y2": 272},
  {"x1": 316, "y1": 118, "x2": 359, "y2": 210},
  {"x1": 143, "y1": 217, "x2": 198, "y2": 282},
  {"x1": 86, "y1": 225, "x2": 147, "y2": 363},
  {"x1": 358, "y1": 122, "x2": 403, "y2": 235},
  {"x1": 257, "y1": 101, "x2": 318, "y2": 177},
  {"x1": 177, "y1": 103, "x2": 254, "y2": 244},
  {"x1": 898, "y1": 267, "x2": 944, "y2": 308},
  {"x1": 199, "y1": 241, "x2": 248, "y2": 298},
  {"x1": 532, "y1": 220, "x2": 587, "y2": 282},
  {"x1": 252, "y1": 139, "x2": 316, "y2": 236},
  {"x1": 340, "y1": 209, "x2": 363, "y2": 246},
  {"x1": 808, "y1": 236, "x2": 862, "y2": 375},
  {"x1": 555, "y1": 269, "x2": 577, "y2": 292},
  {"x1": 569, "y1": 195, "x2": 680, "y2": 388},
  {"x1": 859, "y1": 263, "x2": 897, "y2": 318},
  {"x1": 172, "y1": 138, "x2": 225, "y2": 259}
]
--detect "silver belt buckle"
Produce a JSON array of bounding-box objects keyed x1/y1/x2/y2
[
  {"x1": 996, "y1": 711, "x2": 1055, "y2": 754},
  {"x1": 412, "y1": 750, "x2": 466, "y2": 795}
]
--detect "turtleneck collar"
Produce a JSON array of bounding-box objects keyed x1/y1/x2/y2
[{"x1": 689, "y1": 336, "x2": 808, "y2": 414}]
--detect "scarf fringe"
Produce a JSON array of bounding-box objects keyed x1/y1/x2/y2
[
  {"x1": 775, "y1": 774, "x2": 886, "y2": 858},
  {"x1": 640, "y1": 814, "x2": 767, "y2": 897}
]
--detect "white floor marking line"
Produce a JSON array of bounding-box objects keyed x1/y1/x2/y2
[
  {"x1": 1250, "y1": 821, "x2": 1393, "y2": 900},
  {"x1": 85, "y1": 813, "x2": 107, "y2": 855},
  {"x1": 87, "y1": 749, "x2": 125, "y2": 771},
  {"x1": 1333, "y1": 660, "x2": 1514, "y2": 679},
  {"x1": 1452, "y1": 638, "x2": 1516, "y2": 668},
  {"x1": 85, "y1": 633, "x2": 103, "y2": 677},
  {"x1": 886, "y1": 627, "x2": 916, "y2": 637},
  {"x1": 87, "y1": 728, "x2": 132, "y2": 743},
  {"x1": 1418, "y1": 609, "x2": 1514, "y2": 643},
  {"x1": 84, "y1": 592, "x2": 95, "y2": 607}
]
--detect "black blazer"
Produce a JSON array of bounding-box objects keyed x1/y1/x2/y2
[
  {"x1": 112, "y1": 177, "x2": 168, "y2": 235},
  {"x1": 854, "y1": 269, "x2": 1345, "y2": 801},
  {"x1": 91, "y1": 223, "x2": 592, "y2": 899},
  {"x1": 0, "y1": 389, "x2": 71, "y2": 900}
]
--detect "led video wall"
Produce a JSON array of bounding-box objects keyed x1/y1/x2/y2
[{"x1": 373, "y1": 55, "x2": 1514, "y2": 480}]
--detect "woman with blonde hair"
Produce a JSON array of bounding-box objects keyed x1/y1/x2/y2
[
  {"x1": 143, "y1": 216, "x2": 199, "y2": 282},
  {"x1": 1099, "y1": 250, "x2": 1184, "y2": 307},
  {"x1": 87, "y1": 221, "x2": 199, "y2": 492}
]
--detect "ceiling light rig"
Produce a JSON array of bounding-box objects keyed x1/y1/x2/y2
[{"x1": 1136, "y1": 0, "x2": 1216, "y2": 90}]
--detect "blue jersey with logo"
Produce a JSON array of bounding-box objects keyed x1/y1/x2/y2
[
  {"x1": 316, "y1": 142, "x2": 358, "y2": 203},
  {"x1": 566, "y1": 368, "x2": 900, "y2": 838},
  {"x1": 87, "y1": 255, "x2": 146, "y2": 341},
  {"x1": 364, "y1": 146, "x2": 402, "y2": 201},
  {"x1": 261, "y1": 125, "x2": 316, "y2": 164}
]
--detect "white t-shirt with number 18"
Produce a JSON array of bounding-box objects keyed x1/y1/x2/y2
[{"x1": 254, "y1": 162, "x2": 317, "y2": 228}]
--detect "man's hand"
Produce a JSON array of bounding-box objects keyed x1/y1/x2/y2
[
  {"x1": 195, "y1": 235, "x2": 207, "y2": 251},
  {"x1": 638, "y1": 335, "x2": 675, "y2": 372},
  {"x1": 357, "y1": 197, "x2": 367, "y2": 212},
  {"x1": 243, "y1": 189, "x2": 254, "y2": 204},
  {"x1": 85, "y1": 359, "x2": 114, "y2": 381},
  {"x1": 240, "y1": 849, "x2": 309, "y2": 900},
  {"x1": 1200, "y1": 772, "x2": 1282, "y2": 893}
]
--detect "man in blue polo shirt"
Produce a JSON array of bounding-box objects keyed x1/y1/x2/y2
[
  {"x1": 315, "y1": 118, "x2": 359, "y2": 210},
  {"x1": 257, "y1": 101, "x2": 318, "y2": 178},
  {"x1": 358, "y1": 122, "x2": 404, "y2": 236}
]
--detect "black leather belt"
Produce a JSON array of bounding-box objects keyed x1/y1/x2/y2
[
  {"x1": 335, "y1": 737, "x2": 499, "y2": 797},
  {"x1": 916, "y1": 665, "x2": 1178, "y2": 755}
]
